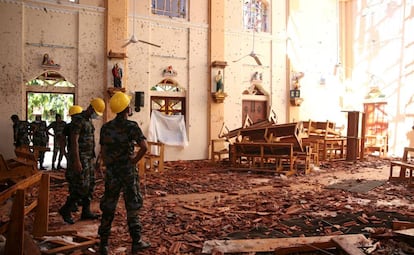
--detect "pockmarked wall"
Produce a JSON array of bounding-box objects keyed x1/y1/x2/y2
[
  {"x1": 121, "y1": 1, "x2": 210, "y2": 161},
  {"x1": 222, "y1": 0, "x2": 289, "y2": 132},
  {"x1": 0, "y1": 0, "x2": 106, "y2": 159}
]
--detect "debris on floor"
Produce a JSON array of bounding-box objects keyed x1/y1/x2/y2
[{"x1": 2, "y1": 157, "x2": 414, "y2": 254}]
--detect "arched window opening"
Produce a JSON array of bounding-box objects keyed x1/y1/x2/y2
[
  {"x1": 150, "y1": 77, "x2": 186, "y2": 118},
  {"x1": 26, "y1": 71, "x2": 76, "y2": 124}
]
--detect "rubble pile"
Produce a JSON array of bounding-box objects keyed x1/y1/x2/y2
[{"x1": 45, "y1": 158, "x2": 413, "y2": 254}]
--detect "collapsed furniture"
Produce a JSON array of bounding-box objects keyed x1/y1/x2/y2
[{"x1": 0, "y1": 151, "x2": 98, "y2": 254}]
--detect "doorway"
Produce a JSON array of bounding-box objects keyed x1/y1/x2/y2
[
  {"x1": 242, "y1": 100, "x2": 267, "y2": 125},
  {"x1": 25, "y1": 70, "x2": 76, "y2": 169}
]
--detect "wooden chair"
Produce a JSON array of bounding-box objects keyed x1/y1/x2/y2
[
  {"x1": 364, "y1": 135, "x2": 387, "y2": 157},
  {"x1": 211, "y1": 139, "x2": 229, "y2": 162},
  {"x1": 138, "y1": 141, "x2": 165, "y2": 175},
  {"x1": 389, "y1": 147, "x2": 414, "y2": 187}
]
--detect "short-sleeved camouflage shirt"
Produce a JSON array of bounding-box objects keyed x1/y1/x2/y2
[
  {"x1": 14, "y1": 121, "x2": 30, "y2": 147},
  {"x1": 31, "y1": 120, "x2": 48, "y2": 145},
  {"x1": 71, "y1": 112, "x2": 95, "y2": 158},
  {"x1": 100, "y1": 115, "x2": 146, "y2": 166}
]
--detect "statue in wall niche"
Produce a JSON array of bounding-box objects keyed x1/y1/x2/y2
[
  {"x1": 42, "y1": 53, "x2": 60, "y2": 68},
  {"x1": 162, "y1": 65, "x2": 177, "y2": 77},
  {"x1": 291, "y1": 71, "x2": 304, "y2": 90},
  {"x1": 215, "y1": 70, "x2": 223, "y2": 92},
  {"x1": 112, "y1": 63, "x2": 123, "y2": 88},
  {"x1": 251, "y1": 71, "x2": 262, "y2": 82}
]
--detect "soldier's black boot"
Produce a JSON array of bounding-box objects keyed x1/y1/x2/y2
[
  {"x1": 131, "y1": 239, "x2": 151, "y2": 254},
  {"x1": 81, "y1": 199, "x2": 100, "y2": 220},
  {"x1": 58, "y1": 200, "x2": 75, "y2": 224},
  {"x1": 99, "y1": 237, "x2": 109, "y2": 255}
]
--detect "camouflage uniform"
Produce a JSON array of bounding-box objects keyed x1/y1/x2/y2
[
  {"x1": 13, "y1": 120, "x2": 30, "y2": 148},
  {"x1": 98, "y1": 115, "x2": 146, "y2": 244},
  {"x1": 59, "y1": 112, "x2": 96, "y2": 222},
  {"x1": 30, "y1": 119, "x2": 48, "y2": 169}
]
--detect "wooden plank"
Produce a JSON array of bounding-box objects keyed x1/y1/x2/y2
[
  {"x1": 0, "y1": 172, "x2": 42, "y2": 203},
  {"x1": 41, "y1": 238, "x2": 98, "y2": 255},
  {"x1": 331, "y1": 235, "x2": 368, "y2": 255},
  {"x1": 394, "y1": 228, "x2": 414, "y2": 237},
  {"x1": 202, "y1": 234, "x2": 367, "y2": 254},
  {"x1": 33, "y1": 173, "x2": 50, "y2": 237},
  {"x1": 4, "y1": 189, "x2": 25, "y2": 255},
  {"x1": 393, "y1": 221, "x2": 414, "y2": 230}
]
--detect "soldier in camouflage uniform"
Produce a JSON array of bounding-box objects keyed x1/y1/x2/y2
[
  {"x1": 47, "y1": 114, "x2": 67, "y2": 169},
  {"x1": 30, "y1": 115, "x2": 49, "y2": 170},
  {"x1": 98, "y1": 92, "x2": 150, "y2": 255},
  {"x1": 10, "y1": 114, "x2": 30, "y2": 148},
  {"x1": 58, "y1": 98, "x2": 105, "y2": 224}
]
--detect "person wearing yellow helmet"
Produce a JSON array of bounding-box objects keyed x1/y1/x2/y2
[
  {"x1": 98, "y1": 92, "x2": 150, "y2": 254},
  {"x1": 59, "y1": 98, "x2": 105, "y2": 224},
  {"x1": 90, "y1": 97, "x2": 105, "y2": 117},
  {"x1": 68, "y1": 105, "x2": 83, "y2": 116}
]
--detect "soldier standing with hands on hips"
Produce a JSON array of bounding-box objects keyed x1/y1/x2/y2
[{"x1": 98, "y1": 92, "x2": 150, "y2": 255}]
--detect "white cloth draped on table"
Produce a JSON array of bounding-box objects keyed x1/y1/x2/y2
[{"x1": 148, "y1": 110, "x2": 188, "y2": 147}]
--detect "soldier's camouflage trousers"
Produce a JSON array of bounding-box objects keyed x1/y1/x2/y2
[{"x1": 98, "y1": 164, "x2": 143, "y2": 242}]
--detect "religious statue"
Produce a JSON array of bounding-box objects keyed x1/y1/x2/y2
[
  {"x1": 215, "y1": 70, "x2": 223, "y2": 92},
  {"x1": 112, "y1": 63, "x2": 123, "y2": 88}
]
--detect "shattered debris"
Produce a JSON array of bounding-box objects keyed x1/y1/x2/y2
[{"x1": 3, "y1": 157, "x2": 414, "y2": 254}]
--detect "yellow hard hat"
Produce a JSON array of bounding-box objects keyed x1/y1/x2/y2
[
  {"x1": 90, "y1": 97, "x2": 105, "y2": 116},
  {"x1": 110, "y1": 92, "x2": 132, "y2": 113},
  {"x1": 68, "y1": 105, "x2": 83, "y2": 116}
]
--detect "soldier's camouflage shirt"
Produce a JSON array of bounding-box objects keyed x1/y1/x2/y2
[
  {"x1": 100, "y1": 115, "x2": 146, "y2": 166},
  {"x1": 71, "y1": 112, "x2": 95, "y2": 158}
]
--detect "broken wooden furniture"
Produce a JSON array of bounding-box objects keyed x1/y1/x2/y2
[
  {"x1": 211, "y1": 139, "x2": 229, "y2": 162},
  {"x1": 218, "y1": 111, "x2": 277, "y2": 142},
  {"x1": 202, "y1": 234, "x2": 371, "y2": 254},
  {"x1": 0, "y1": 172, "x2": 98, "y2": 254},
  {"x1": 14, "y1": 145, "x2": 50, "y2": 167},
  {"x1": 389, "y1": 147, "x2": 414, "y2": 187},
  {"x1": 138, "y1": 141, "x2": 165, "y2": 175},
  {"x1": 364, "y1": 134, "x2": 387, "y2": 157},
  {"x1": 303, "y1": 120, "x2": 346, "y2": 161},
  {"x1": 0, "y1": 154, "x2": 38, "y2": 184},
  {"x1": 227, "y1": 122, "x2": 312, "y2": 175},
  {"x1": 232, "y1": 142, "x2": 297, "y2": 176}
]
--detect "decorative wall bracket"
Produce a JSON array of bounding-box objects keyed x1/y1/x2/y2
[
  {"x1": 212, "y1": 91, "x2": 228, "y2": 103},
  {"x1": 107, "y1": 87, "x2": 126, "y2": 97},
  {"x1": 290, "y1": 97, "x2": 304, "y2": 106},
  {"x1": 108, "y1": 50, "x2": 127, "y2": 59}
]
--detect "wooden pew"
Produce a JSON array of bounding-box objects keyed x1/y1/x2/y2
[
  {"x1": 0, "y1": 172, "x2": 97, "y2": 254},
  {"x1": 303, "y1": 120, "x2": 346, "y2": 161},
  {"x1": 264, "y1": 122, "x2": 306, "y2": 152},
  {"x1": 232, "y1": 142, "x2": 297, "y2": 176},
  {"x1": 0, "y1": 154, "x2": 38, "y2": 183}
]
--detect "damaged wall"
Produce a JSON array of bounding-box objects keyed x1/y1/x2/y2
[{"x1": 0, "y1": 0, "x2": 106, "y2": 159}]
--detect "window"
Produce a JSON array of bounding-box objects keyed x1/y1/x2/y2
[
  {"x1": 152, "y1": 0, "x2": 186, "y2": 18},
  {"x1": 151, "y1": 97, "x2": 185, "y2": 116},
  {"x1": 243, "y1": 0, "x2": 269, "y2": 32},
  {"x1": 150, "y1": 77, "x2": 186, "y2": 117}
]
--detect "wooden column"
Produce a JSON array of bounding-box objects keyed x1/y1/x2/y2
[
  {"x1": 208, "y1": 0, "x2": 226, "y2": 158},
  {"x1": 345, "y1": 111, "x2": 362, "y2": 161},
  {"x1": 105, "y1": 0, "x2": 128, "y2": 120}
]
